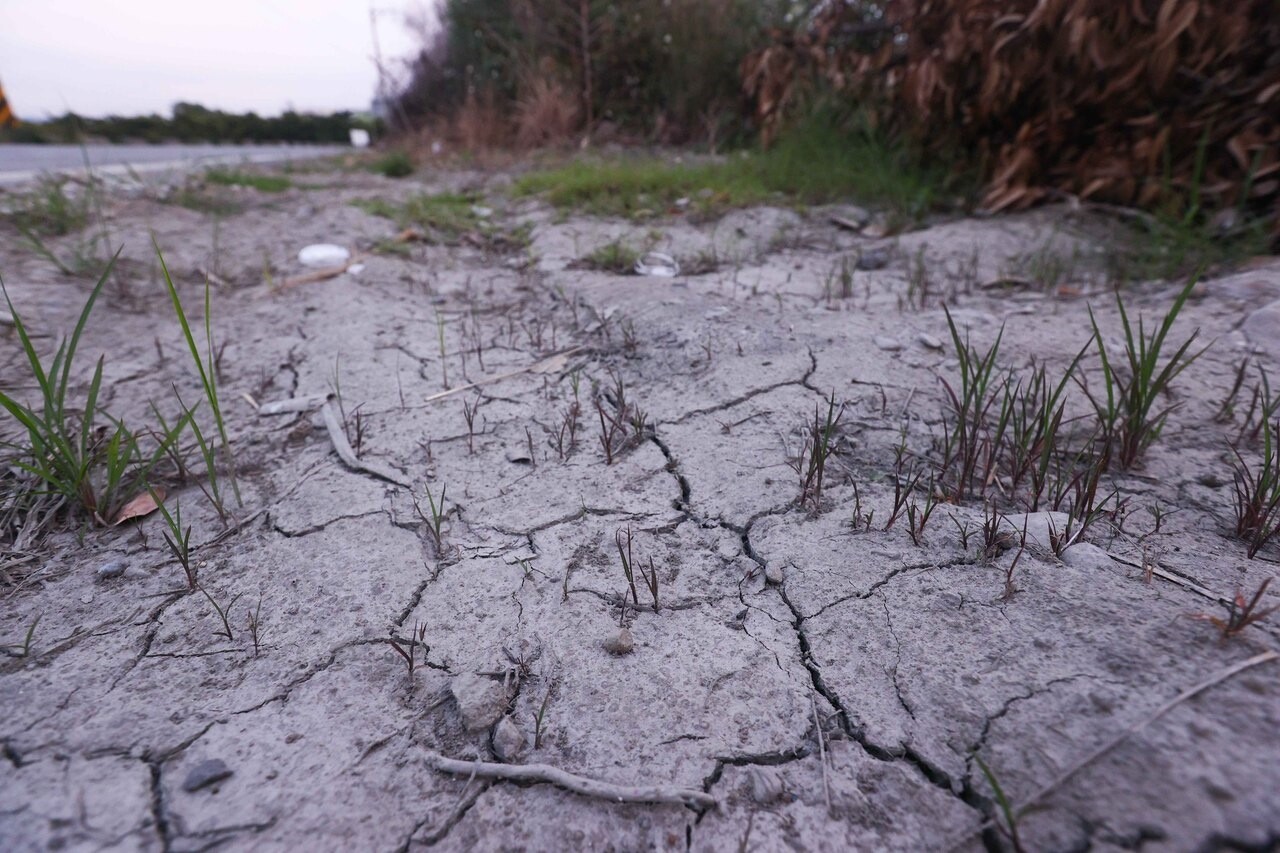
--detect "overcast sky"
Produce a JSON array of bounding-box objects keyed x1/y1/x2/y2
[{"x1": 0, "y1": 0, "x2": 431, "y2": 119}]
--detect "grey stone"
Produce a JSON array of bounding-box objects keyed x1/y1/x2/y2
[
  {"x1": 873, "y1": 336, "x2": 902, "y2": 352},
  {"x1": 451, "y1": 673, "x2": 512, "y2": 733},
  {"x1": 492, "y1": 716, "x2": 526, "y2": 762},
  {"x1": 95, "y1": 560, "x2": 127, "y2": 580},
  {"x1": 1061, "y1": 542, "x2": 1113, "y2": 571},
  {"x1": 182, "y1": 759, "x2": 232, "y2": 792},
  {"x1": 857, "y1": 248, "x2": 891, "y2": 271},
  {"x1": 603, "y1": 628, "x2": 634, "y2": 656}
]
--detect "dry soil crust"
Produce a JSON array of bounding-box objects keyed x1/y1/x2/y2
[{"x1": 1, "y1": 163, "x2": 1278, "y2": 852}]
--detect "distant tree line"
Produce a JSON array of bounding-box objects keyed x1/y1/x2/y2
[{"x1": 0, "y1": 102, "x2": 380, "y2": 144}]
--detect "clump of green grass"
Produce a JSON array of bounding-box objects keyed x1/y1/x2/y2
[
  {"x1": 355, "y1": 193, "x2": 484, "y2": 243},
  {"x1": 204, "y1": 168, "x2": 292, "y2": 193},
  {"x1": 0, "y1": 257, "x2": 187, "y2": 523},
  {"x1": 3, "y1": 176, "x2": 109, "y2": 276},
  {"x1": 1231, "y1": 419, "x2": 1280, "y2": 558},
  {"x1": 574, "y1": 240, "x2": 640, "y2": 274},
  {"x1": 170, "y1": 187, "x2": 245, "y2": 217},
  {"x1": 370, "y1": 150, "x2": 414, "y2": 178},
  {"x1": 1082, "y1": 277, "x2": 1206, "y2": 469},
  {"x1": 513, "y1": 114, "x2": 954, "y2": 223},
  {"x1": 3, "y1": 176, "x2": 89, "y2": 236}
]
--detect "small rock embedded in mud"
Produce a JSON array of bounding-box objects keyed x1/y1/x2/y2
[
  {"x1": 764, "y1": 563, "x2": 785, "y2": 585},
  {"x1": 182, "y1": 759, "x2": 232, "y2": 792},
  {"x1": 917, "y1": 332, "x2": 944, "y2": 350},
  {"x1": 451, "y1": 673, "x2": 512, "y2": 733},
  {"x1": 1061, "y1": 542, "x2": 1113, "y2": 571},
  {"x1": 748, "y1": 767, "x2": 787, "y2": 804},
  {"x1": 504, "y1": 449, "x2": 533, "y2": 465},
  {"x1": 492, "y1": 716, "x2": 527, "y2": 762},
  {"x1": 873, "y1": 336, "x2": 902, "y2": 352},
  {"x1": 856, "y1": 248, "x2": 891, "y2": 271},
  {"x1": 603, "y1": 627, "x2": 634, "y2": 656},
  {"x1": 95, "y1": 560, "x2": 127, "y2": 580}
]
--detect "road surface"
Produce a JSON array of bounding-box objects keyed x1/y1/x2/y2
[{"x1": 0, "y1": 143, "x2": 347, "y2": 186}]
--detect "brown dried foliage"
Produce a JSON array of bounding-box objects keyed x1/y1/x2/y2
[{"x1": 744, "y1": 0, "x2": 1280, "y2": 233}]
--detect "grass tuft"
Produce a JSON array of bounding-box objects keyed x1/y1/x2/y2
[
  {"x1": 204, "y1": 169, "x2": 292, "y2": 193},
  {"x1": 513, "y1": 115, "x2": 953, "y2": 223}
]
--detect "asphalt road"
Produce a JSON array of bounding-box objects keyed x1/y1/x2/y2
[{"x1": 0, "y1": 143, "x2": 347, "y2": 185}]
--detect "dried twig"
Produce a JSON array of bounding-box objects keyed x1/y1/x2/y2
[
  {"x1": 322, "y1": 397, "x2": 411, "y2": 488},
  {"x1": 422, "y1": 751, "x2": 716, "y2": 809},
  {"x1": 422, "y1": 348, "x2": 582, "y2": 405},
  {"x1": 944, "y1": 650, "x2": 1279, "y2": 851}
]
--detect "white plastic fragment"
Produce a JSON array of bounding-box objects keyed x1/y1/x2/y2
[
  {"x1": 297, "y1": 244, "x2": 350, "y2": 267},
  {"x1": 634, "y1": 252, "x2": 680, "y2": 277}
]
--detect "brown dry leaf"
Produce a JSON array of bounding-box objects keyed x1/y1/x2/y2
[{"x1": 113, "y1": 488, "x2": 164, "y2": 526}]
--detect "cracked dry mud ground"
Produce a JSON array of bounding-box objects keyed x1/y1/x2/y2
[{"x1": 2, "y1": 161, "x2": 1279, "y2": 853}]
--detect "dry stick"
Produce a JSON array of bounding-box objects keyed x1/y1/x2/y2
[
  {"x1": 812, "y1": 695, "x2": 832, "y2": 815},
  {"x1": 321, "y1": 397, "x2": 411, "y2": 488},
  {"x1": 279, "y1": 253, "x2": 366, "y2": 289},
  {"x1": 422, "y1": 751, "x2": 716, "y2": 809},
  {"x1": 1107, "y1": 554, "x2": 1227, "y2": 604},
  {"x1": 944, "y1": 650, "x2": 1279, "y2": 852},
  {"x1": 422, "y1": 347, "x2": 584, "y2": 405}
]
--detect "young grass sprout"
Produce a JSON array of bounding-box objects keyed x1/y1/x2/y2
[
  {"x1": 1082, "y1": 278, "x2": 1206, "y2": 469},
  {"x1": 1230, "y1": 419, "x2": 1280, "y2": 558},
  {"x1": 1195, "y1": 578, "x2": 1278, "y2": 640},
  {"x1": 793, "y1": 391, "x2": 844, "y2": 513}
]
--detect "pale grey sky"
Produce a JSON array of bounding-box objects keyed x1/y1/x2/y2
[{"x1": 0, "y1": 0, "x2": 431, "y2": 119}]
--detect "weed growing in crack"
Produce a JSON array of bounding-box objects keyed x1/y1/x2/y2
[
  {"x1": 594, "y1": 373, "x2": 643, "y2": 465},
  {"x1": 979, "y1": 504, "x2": 1008, "y2": 562},
  {"x1": 884, "y1": 437, "x2": 925, "y2": 532},
  {"x1": 152, "y1": 490, "x2": 196, "y2": 589},
  {"x1": 999, "y1": 517, "x2": 1029, "y2": 601},
  {"x1": 1219, "y1": 362, "x2": 1280, "y2": 446},
  {"x1": 534, "y1": 685, "x2": 553, "y2": 749},
  {"x1": 435, "y1": 309, "x2": 450, "y2": 389},
  {"x1": 158, "y1": 245, "x2": 241, "y2": 511},
  {"x1": 850, "y1": 481, "x2": 874, "y2": 532},
  {"x1": 462, "y1": 396, "x2": 479, "y2": 454},
  {"x1": 792, "y1": 391, "x2": 844, "y2": 514},
  {"x1": 973, "y1": 754, "x2": 1028, "y2": 853},
  {"x1": 329, "y1": 357, "x2": 366, "y2": 459},
  {"x1": 1004, "y1": 353, "x2": 1088, "y2": 510},
  {"x1": 938, "y1": 307, "x2": 1008, "y2": 502},
  {"x1": 1, "y1": 615, "x2": 41, "y2": 658},
  {"x1": 246, "y1": 597, "x2": 264, "y2": 657},
  {"x1": 388, "y1": 621, "x2": 427, "y2": 679},
  {"x1": 199, "y1": 584, "x2": 242, "y2": 642},
  {"x1": 1230, "y1": 419, "x2": 1280, "y2": 558},
  {"x1": 615, "y1": 527, "x2": 641, "y2": 607},
  {"x1": 905, "y1": 480, "x2": 939, "y2": 546},
  {"x1": 1081, "y1": 277, "x2": 1206, "y2": 469},
  {"x1": 412, "y1": 484, "x2": 448, "y2": 553},
  {"x1": 1194, "y1": 578, "x2": 1278, "y2": 640}
]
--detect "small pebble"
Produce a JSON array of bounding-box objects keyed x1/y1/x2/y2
[
  {"x1": 603, "y1": 628, "x2": 634, "y2": 656},
  {"x1": 96, "y1": 560, "x2": 127, "y2": 580},
  {"x1": 492, "y1": 716, "x2": 527, "y2": 762},
  {"x1": 917, "y1": 332, "x2": 943, "y2": 350},
  {"x1": 764, "y1": 563, "x2": 785, "y2": 585},
  {"x1": 182, "y1": 759, "x2": 232, "y2": 792},
  {"x1": 856, "y1": 248, "x2": 891, "y2": 271},
  {"x1": 873, "y1": 336, "x2": 902, "y2": 352}
]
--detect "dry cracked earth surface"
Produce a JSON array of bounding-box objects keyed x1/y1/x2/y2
[{"x1": 2, "y1": 158, "x2": 1279, "y2": 852}]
